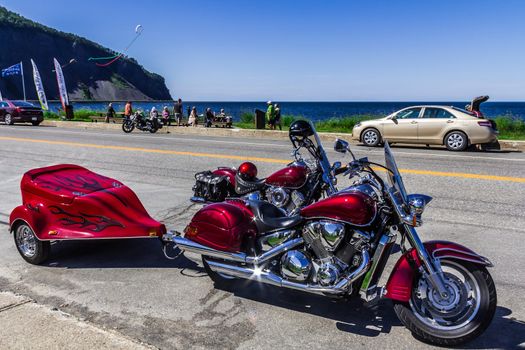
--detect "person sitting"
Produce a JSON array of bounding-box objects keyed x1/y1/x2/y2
[
  {"x1": 162, "y1": 106, "x2": 170, "y2": 125},
  {"x1": 205, "y1": 108, "x2": 214, "y2": 127},
  {"x1": 189, "y1": 106, "x2": 198, "y2": 127},
  {"x1": 150, "y1": 107, "x2": 159, "y2": 128}
]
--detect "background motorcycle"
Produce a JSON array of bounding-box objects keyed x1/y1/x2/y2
[
  {"x1": 192, "y1": 120, "x2": 345, "y2": 215},
  {"x1": 122, "y1": 110, "x2": 159, "y2": 134},
  {"x1": 165, "y1": 141, "x2": 496, "y2": 346}
]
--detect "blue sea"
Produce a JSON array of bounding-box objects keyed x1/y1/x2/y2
[{"x1": 43, "y1": 101, "x2": 525, "y2": 121}]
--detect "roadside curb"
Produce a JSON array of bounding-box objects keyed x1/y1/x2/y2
[
  {"x1": 0, "y1": 291, "x2": 153, "y2": 350},
  {"x1": 41, "y1": 120, "x2": 525, "y2": 152}
]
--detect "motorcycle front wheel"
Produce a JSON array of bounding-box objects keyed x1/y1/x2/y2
[
  {"x1": 122, "y1": 121, "x2": 135, "y2": 133},
  {"x1": 394, "y1": 259, "x2": 496, "y2": 346}
]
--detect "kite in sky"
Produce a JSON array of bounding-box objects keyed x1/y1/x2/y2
[{"x1": 88, "y1": 25, "x2": 143, "y2": 67}]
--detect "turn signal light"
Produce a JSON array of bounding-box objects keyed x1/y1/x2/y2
[{"x1": 48, "y1": 230, "x2": 58, "y2": 236}]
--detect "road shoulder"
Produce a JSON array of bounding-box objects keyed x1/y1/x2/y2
[{"x1": 0, "y1": 291, "x2": 152, "y2": 350}]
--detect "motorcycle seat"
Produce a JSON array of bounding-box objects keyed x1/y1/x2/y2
[
  {"x1": 247, "y1": 200, "x2": 303, "y2": 234},
  {"x1": 235, "y1": 173, "x2": 266, "y2": 195}
]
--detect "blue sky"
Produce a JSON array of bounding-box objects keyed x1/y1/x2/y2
[{"x1": 2, "y1": 0, "x2": 524, "y2": 101}]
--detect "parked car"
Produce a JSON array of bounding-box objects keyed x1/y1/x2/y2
[
  {"x1": 0, "y1": 100, "x2": 44, "y2": 126},
  {"x1": 351, "y1": 105, "x2": 499, "y2": 151}
]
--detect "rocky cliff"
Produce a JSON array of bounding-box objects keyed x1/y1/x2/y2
[{"x1": 0, "y1": 6, "x2": 172, "y2": 101}]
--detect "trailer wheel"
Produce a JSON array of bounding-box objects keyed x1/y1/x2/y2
[{"x1": 13, "y1": 223, "x2": 50, "y2": 264}]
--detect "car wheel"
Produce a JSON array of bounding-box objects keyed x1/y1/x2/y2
[
  {"x1": 4, "y1": 113, "x2": 13, "y2": 125},
  {"x1": 445, "y1": 131, "x2": 468, "y2": 151},
  {"x1": 13, "y1": 223, "x2": 50, "y2": 265},
  {"x1": 361, "y1": 128, "x2": 381, "y2": 147},
  {"x1": 31, "y1": 121, "x2": 41, "y2": 126}
]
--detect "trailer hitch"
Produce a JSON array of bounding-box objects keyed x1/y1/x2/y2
[{"x1": 162, "y1": 231, "x2": 184, "y2": 260}]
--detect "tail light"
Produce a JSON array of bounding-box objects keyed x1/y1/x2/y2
[
  {"x1": 477, "y1": 121, "x2": 492, "y2": 128},
  {"x1": 16, "y1": 107, "x2": 22, "y2": 113}
]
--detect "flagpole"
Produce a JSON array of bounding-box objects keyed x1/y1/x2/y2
[{"x1": 20, "y1": 61, "x2": 26, "y2": 101}]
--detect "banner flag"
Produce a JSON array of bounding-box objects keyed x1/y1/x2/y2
[
  {"x1": 1, "y1": 63, "x2": 22, "y2": 77},
  {"x1": 31, "y1": 59, "x2": 49, "y2": 110},
  {"x1": 53, "y1": 58, "x2": 69, "y2": 110}
]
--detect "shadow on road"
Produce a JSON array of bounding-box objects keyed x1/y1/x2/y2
[
  {"x1": 44, "y1": 239, "x2": 202, "y2": 272},
  {"x1": 41, "y1": 239, "x2": 525, "y2": 347}
]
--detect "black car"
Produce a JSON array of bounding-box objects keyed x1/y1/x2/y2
[{"x1": 0, "y1": 100, "x2": 44, "y2": 126}]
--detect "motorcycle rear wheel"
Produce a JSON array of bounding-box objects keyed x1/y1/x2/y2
[
  {"x1": 122, "y1": 122, "x2": 135, "y2": 133},
  {"x1": 393, "y1": 259, "x2": 496, "y2": 346}
]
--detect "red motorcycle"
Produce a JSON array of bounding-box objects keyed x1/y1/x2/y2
[
  {"x1": 165, "y1": 141, "x2": 496, "y2": 346},
  {"x1": 191, "y1": 120, "x2": 344, "y2": 215}
]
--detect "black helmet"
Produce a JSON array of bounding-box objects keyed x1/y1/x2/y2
[{"x1": 289, "y1": 120, "x2": 314, "y2": 141}]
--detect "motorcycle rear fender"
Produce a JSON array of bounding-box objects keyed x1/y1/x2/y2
[{"x1": 385, "y1": 240, "x2": 493, "y2": 302}]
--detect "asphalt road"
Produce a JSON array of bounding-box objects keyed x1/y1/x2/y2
[{"x1": 0, "y1": 125, "x2": 524, "y2": 349}]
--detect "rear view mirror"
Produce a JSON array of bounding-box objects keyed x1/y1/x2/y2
[{"x1": 334, "y1": 139, "x2": 349, "y2": 153}]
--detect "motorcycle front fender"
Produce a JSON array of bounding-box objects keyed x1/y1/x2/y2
[{"x1": 385, "y1": 240, "x2": 493, "y2": 302}]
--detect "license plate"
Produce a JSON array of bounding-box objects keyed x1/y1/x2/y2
[{"x1": 32, "y1": 117, "x2": 37, "y2": 121}]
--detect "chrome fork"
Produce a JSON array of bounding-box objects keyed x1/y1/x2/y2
[{"x1": 404, "y1": 225, "x2": 449, "y2": 299}]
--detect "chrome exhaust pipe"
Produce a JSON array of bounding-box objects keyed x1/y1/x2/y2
[
  {"x1": 162, "y1": 231, "x2": 303, "y2": 264},
  {"x1": 206, "y1": 250, "x2": 371, "y2": 296}
]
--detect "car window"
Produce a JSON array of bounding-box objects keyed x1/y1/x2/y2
[
  {"x1": 0, "y1": 102, "x2": 8, "y2": 108},
  {"x1": 422, "y1": 108, "x2": 455, "y2": 119},
  {"x1": 395, "y1": 108, "x2": 421, "y2": 119},
  {"x1": 12, "y1": 101, "x2": 36, "y2": 107}
]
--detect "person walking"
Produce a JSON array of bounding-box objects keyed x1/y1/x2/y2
[
  {"x1": 274, "y1": 103, "x2": 282, "y2": 131},
  {"x1": 173, "y1": 98, "x2": 183, "y2": 126},
  {"x1": 105, "y1": 103, "x2": 116, "y2": 123},
  {"x1": 266, "y1": 100, "x2": 275, "y2": 129},
  {"x1": 189, "y1": 106, "x2": 198, "y2": 127},
  {"x1": 124, "y1": 101, "x2": 133, "y2": 121}
]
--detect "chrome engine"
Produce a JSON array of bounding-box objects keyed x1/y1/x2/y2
[
  {"x1": 266, "y1": 186, "x2": 306, "y2": 215},
  {"x1": 279, "y1": 220, "x2": 370, "y2": 287}
]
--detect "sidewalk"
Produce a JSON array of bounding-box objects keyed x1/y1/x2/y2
[
  {"x1": 0, "y1": 291, "x2": 152, "y2": 350},
  {"x1": 41, "y1": 120, "x2": 525, "y2": 151}
]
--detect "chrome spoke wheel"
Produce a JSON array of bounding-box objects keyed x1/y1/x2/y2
[
  {"x1": 15, "y1": 225, "x2": 37, "y2": 258},
  {"x1": 5, "y1": 114, "x2": 12, "y2": 125},
  {"x1": 409, "y1": 261, "x2": 481, "y2": 331}
]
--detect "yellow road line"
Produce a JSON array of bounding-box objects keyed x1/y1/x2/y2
[{"x1": 1, "y1": 136, "x2": 524, "y2": 183}]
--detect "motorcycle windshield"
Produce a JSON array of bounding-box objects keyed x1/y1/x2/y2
[{"x1": 384, "y1": 143, "x2": 408, "y2": 204}]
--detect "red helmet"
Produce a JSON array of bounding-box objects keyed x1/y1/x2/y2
[{"x1": 238, "y1": 162, "x2": 258, "y2": 180}]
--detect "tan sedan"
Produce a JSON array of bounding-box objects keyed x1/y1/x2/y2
[{"x1": 351, "y1": 106, "x2": 499, "y2": 151}]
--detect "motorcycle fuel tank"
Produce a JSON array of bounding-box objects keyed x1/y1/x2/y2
[
  {"x1": 300, "y1": 191, "x2": 377, "y2": 226},
  {"x1": 265, "y1": 165, "x2": 308, "y2": 188},
  {"x1": 184, "y1": 200, "x2": 257, "y2": 252}
]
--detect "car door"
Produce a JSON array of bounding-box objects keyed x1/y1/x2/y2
[
  {"x1": 382, "y1": 107, "x2": 422, "y2": 142},
  {"x1": 417, "y1": 107, "x2": 456, "y2": 144}
]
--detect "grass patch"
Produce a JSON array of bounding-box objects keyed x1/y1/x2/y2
[
  {"x1": 494, "y1": 116, "x2": 525, "y2": 140},
  {"x1": 44, "y1": 109, "x2": 103, "y2": 122}
]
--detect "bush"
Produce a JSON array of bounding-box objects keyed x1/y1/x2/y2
[
  {"x1": 494, "y1": 116, "x2": 525, "y2": 140},
  {"x1": 240, "y1": 112, "x2": 254, "y2": 124}
]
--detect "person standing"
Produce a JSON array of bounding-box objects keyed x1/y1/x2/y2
[
  {"x1": 189, "y1": 106, "x2": 198, "y2": 127},
  {"x1": 105, "y1": 103, "x2": 116, "y2": 123},
  {"x1": 173, "y1": 98, "x2": 183, "y2": 126},
  {"x1": 205, "y1": 108, "x2": 214, "y2": 127},
  {"x1": 150, "y1": 106, "x2": 159, "y2": 129},
  {"x1": 274, "y1": 103, "x2": 282, "y2": 130},
  {"x1": 124, "y1": 101, "x2": 133, "y2": 121},
  {"x1": 266, "y1": 100, "x2": 275, "y2": 129}
]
